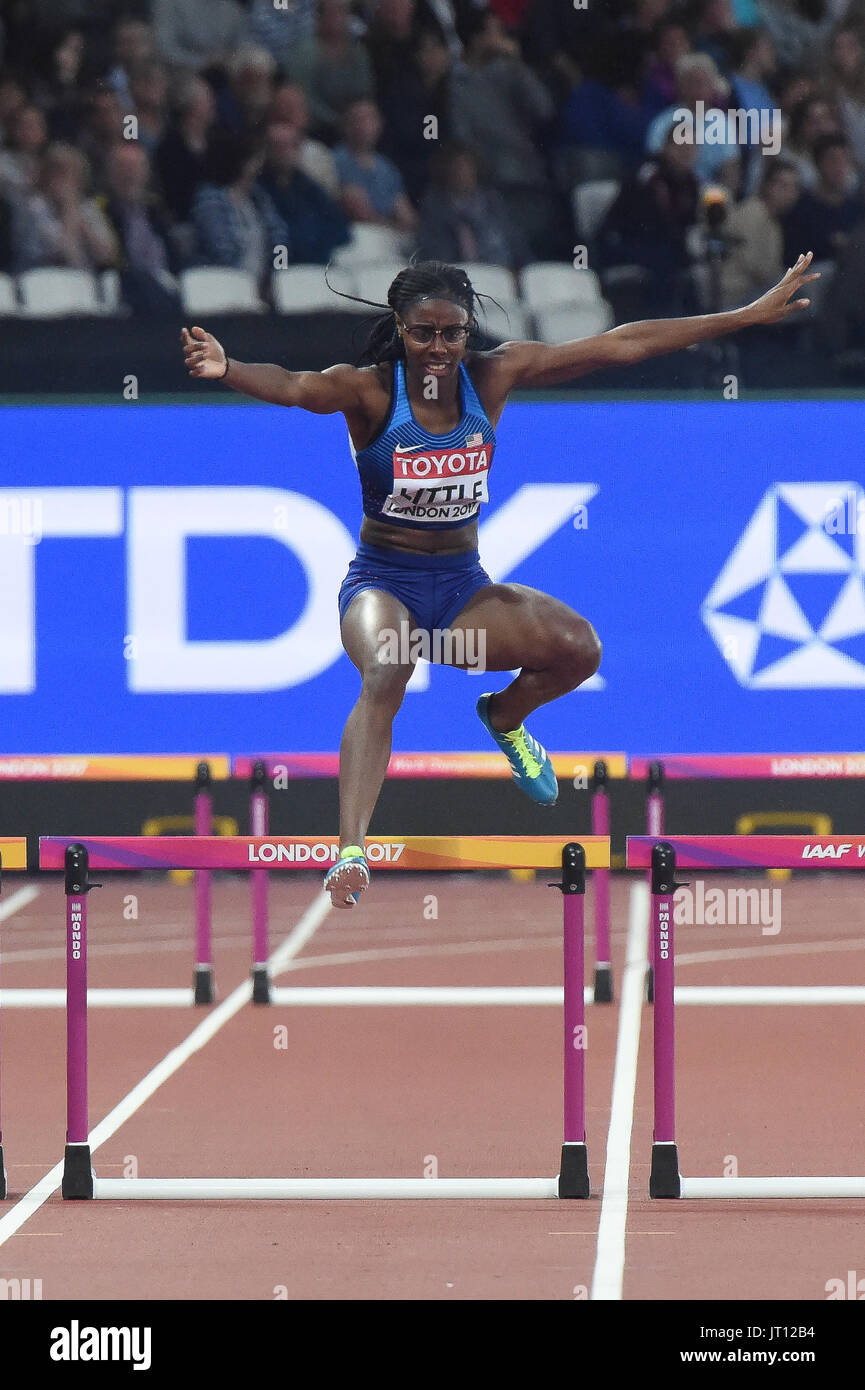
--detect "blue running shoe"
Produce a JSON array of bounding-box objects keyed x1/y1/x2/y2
[
  {"x1": 324, "y1": 845, "x2": 370, "y2": 908},
  {"x1": 476, "y1": 693, "x2": 558, "y2": 805}
]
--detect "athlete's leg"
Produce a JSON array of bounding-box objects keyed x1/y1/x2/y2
[
  {"x1": 447, "y1": 583, "x2": 601, "y2": 731},
  {"x1": 337, "y1": 588, "x2": 416, "y2": 850}
]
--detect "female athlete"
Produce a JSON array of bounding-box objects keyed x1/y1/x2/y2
[{"x1": 182, "y1": 252, "x2": 819, "y2": 907}]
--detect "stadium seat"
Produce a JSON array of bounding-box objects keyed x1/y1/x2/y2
[
  {"x1": 99, "y1": 270, "x2": 123, "y2": 314},
  {"x1": 17, "y1": 268, "x2": 102, "y2": 316},
  {"x1": 332, "y1": 223, "x2": 408, "y2": 269},
  {"x1": 454, "y1": 262, "x2": 518, "y2": 308},
  {"x1": 520, "y1": 262, "x2": 606, "y2": 310},
  {"x1": 474, "y1": 300, "x2": 529, "y2": 343},
  {"x1": 179, "y1": 267, "x2": 266, "y2": 314},
  {"x1": 533, "y1": 302, "x2": 614, "y2": 344},
  {"x1": 271, "y1": 263, "x2": 359, "y2": 313},
  {"x1": 0, "y1": 273, "x2": 19, "y2": 315},
  {"x1": 354, "y1": 260, "x2": 413, "y2": 309},
  {"x1": 572, "y1": 180, "x2": 620, "y2": 242}
]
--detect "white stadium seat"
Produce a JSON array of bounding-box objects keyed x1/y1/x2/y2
[
  {"x1": 354, "y1": 261, "x2": 412, "y2": 310},
  {"x1": 180, "y1": 267, "x2": 266, "y2": 314},
  {"x1": 520, "y1": 261, "x2": 605, "y2": 310},
  {"x1": 475, "y1": 300, "x2": 529, "y2": 343},
  {"x1": 99, "y1": 269, "x2": 122, "y2": 314},
  {"x1": 533, "y1": 302, "x2": 614, "y2": 344},
  {"x1": 572, "y1": 179, "x2": 620, "y2": 241},
  {"x1": 17, "y1": 268, "x2": 102, "y2": 316},
  {"x1": 454, "y1": 262, "x2": 517, "y2": 307},
  {"x1": 271, "y1": 263, "x2": 359, "y2": 313},
  {"x1": 0, "y1": 272, "x2": 19, "y2": 315},
  {"x1": 332, "y1": 223, "x2": 408, "y2": 270}
]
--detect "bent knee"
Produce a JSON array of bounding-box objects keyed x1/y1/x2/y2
[
  {"x1": 553, "y1": 617, "x2": 602, "y2": 686},
  {"x1": 359, "y1": 652, "x2": 414, "y2": 710}
]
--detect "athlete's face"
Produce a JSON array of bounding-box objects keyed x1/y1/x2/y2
[{"x1": 397, "y1": 298, "x2": 471, "y2": 386}]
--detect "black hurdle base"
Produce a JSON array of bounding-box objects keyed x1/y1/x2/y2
[
  {"x1": 646, "y1": 965, "x2": 654, "y2": 1003},
  {"x1": 0, "y1": 1144, "x2": 6, "y2": 1200},
  {"x1": 593, "y1": 963, "x2": 613, "y2": 1004},
  {"x1": 62, "y1": 1143, "x2": 95, "y2": 1199},
  {"x1": 193, "y1": 965, "x2": 215, "y2": 1005},
  {"x1": 558, "y1": 1142, "x2": 591, "y2": 1198},
  {"x1": 649, "y1": 1142, "x2": 682, "y2": 1198},
  {"x1": 251, "y1": 964, "x2": 270, "y2": 1005}
]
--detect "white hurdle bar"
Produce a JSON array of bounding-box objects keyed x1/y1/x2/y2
[{"x1": 92, "y1": 1177, "x2": 560, "y2": 1200}]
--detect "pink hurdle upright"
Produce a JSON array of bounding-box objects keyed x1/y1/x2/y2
[{"x1": 192, "y1": 761, "x2": 215, "y2": 1004}]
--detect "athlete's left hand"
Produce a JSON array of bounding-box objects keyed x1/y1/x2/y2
[{"x1": 747, "y1": 251, "x2": 821, "y2": 324}]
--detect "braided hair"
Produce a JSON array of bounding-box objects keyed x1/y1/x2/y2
[{"x1": 325, "y1": 260, "x2": 485, "y2": 365}]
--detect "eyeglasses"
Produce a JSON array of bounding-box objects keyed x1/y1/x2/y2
[{"x1": 399, "y1": 323, "x2": 471, "y2": 346}]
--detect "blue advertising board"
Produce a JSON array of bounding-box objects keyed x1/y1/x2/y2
[{"x1": 1, "y1": 399, "x2": 862, "y2": 753}]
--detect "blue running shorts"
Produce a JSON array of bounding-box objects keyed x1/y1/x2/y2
[{"x1": 338, "y1": 542, "x2": 493, "y2": 634}]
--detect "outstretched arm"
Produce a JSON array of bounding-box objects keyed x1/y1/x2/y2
[
  {"x1": 490, "y1": 253, "x2": 820, "y2": 390},
  {"x1": 181, "y1": 326, "x2": 366, "y2": 414}
]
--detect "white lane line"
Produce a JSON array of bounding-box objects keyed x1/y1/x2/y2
[
  {"x1": 676, "y1": 937, "x2": 865, "y2": 967},
  {"x1": 590, "y1": 879, "x2": 649, "y2": 1302},
  {"x1": 0, "y1": 886, "x2": 40, "y2": 922},
  {"x1": 277, "y1": 935, "x2": 561, "y2": 976},
  {"x1": 0, "y1": 889, "x2": 330, "y2": 1247}
]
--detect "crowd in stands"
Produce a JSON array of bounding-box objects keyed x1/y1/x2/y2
[{"x1": 0, "y1": 0, "x2": 864, "y2": 360}]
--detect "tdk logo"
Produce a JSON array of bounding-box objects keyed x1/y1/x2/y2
[{"x1": 0, "y1": 485, "x2": 600, "y2": 696}]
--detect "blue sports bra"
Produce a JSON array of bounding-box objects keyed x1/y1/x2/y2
[{"x1": 349, "y1": 360, "x2": 496, "y2": 530}]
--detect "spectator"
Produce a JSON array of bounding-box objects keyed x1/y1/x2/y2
[
  {"x1": 729, "y1": 28, "x2": 777, "y2": 113},
  {"x1": 596, "y1": 127, "x2": 700, "y2": 314},
  {"x1": 692, "y1": 0, "x2": 738, "y2": 74},
  {"x1": 128, "y1": 59, "x2": 170, "y2": 154},
  {"x1": 417, "y1": 141, "x2": 528, "y2": 266},
  {"x1": 782, "y1": 134, "x2": 865, "y2": 264},
  {"x1": 559, "y1": 41, "x2": 658, "y2": 174},
  {"x1": 642, "y1": 21, "x2": 694, "y2": 115},
  {"x1": 0, "y1": 105, "x2": 49, "y2": 198},
  {"x1": 0, "y1": 75, "x2": 27, "y2": 145},
  {"x1": 152, "y1": 0, "x2": 245, "y2": 75},
  {"x1": 366, "y1": 0, "x2": 420, "y2": 96},
  {"x1": 333, "y1": 99, "x2": 418, "y2": 234},
  {"x1": 523, "y1": 0, "x2": 619, "y2": 95},
  {"x1": 29, "y1": 29, "x2": 91, "y2": 138},
  {"x1": 758, "y1": 0, "x2": 839, "y2": 71},
  {"x1": 646, "y1": 53, "x2": 743, "y2": 191},
  {"x1": 216, "y1": 45, "x2": 278, "y2": 136},
  {"x1": 784, "y1": 95, "x2": 843, "y2": 190},
  {"x1": 378, "y1": 28, "x2": 454, "y2": 203},
  {"x1": 75, "y1": 86, "x2": 127, "y2": 188},
  {"x1": 105, "y1": 18, "x2": 156, "y2": 112},
  {"x1": 246, "y1": 0, "x2": 318, "y2": 70},
  {"x1": 283, "y1": 0, "x2": 375, "y2": 140},
  {"x1": 823, "y1": 24, "x2": 865, "y2": 169},
  {"x1": 257, "y1": 120, "x2": 349, "y2": 263},
  {"x1": 450, "y1": 9, "x2": 563, "y2": 256},
  {"x1": 720, "y1": 159, "x2": 800, "y2": 308},
  {"x1": 729, "y1": 28, "x2": 780, "y2": 193},
  {"x1": 192, "y1": 130, "x2": 289, "y2": 289},
  {"x1": 97, "y1": 140, "x2": 180, "y2": 314},
  {"x1": 269, "y1": 83, "x2": 339, "y2": 197},
  {"x1": 12, "y1": 141, "x2": 118, "y2": 271},
  {"x1": 154, "y1": 73, "x2": 216, "y2": 222}
]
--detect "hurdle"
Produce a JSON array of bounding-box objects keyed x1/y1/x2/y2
[
  {"x1": 0, "y1": 756, "x2": 229, "y2": 1008},
  {"x1": 627, "y1": 834, "x2": 865, "y2": 1199},
  {"x1": 0, "y1": 838, "x2": 29, "y2": 1199},
  {"x1": 233, "y1": 751, "x2": 627, "y2": 1003},
  {"x1": 39, "y1": 834, "x2": 609, "y2": 1200}
]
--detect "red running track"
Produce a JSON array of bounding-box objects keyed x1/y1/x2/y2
[{"x1": 0, "y1": 871, "x2": 863, "y2": 1300}]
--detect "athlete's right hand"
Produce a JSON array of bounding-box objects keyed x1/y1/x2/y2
[{"x1": 181, "y1": 325, "x2": 228, "y2": 379}]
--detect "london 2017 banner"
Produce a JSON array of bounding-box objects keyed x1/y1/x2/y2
[{"x1": 1, "y1": 400, "x2": 862, "y2": 753}]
